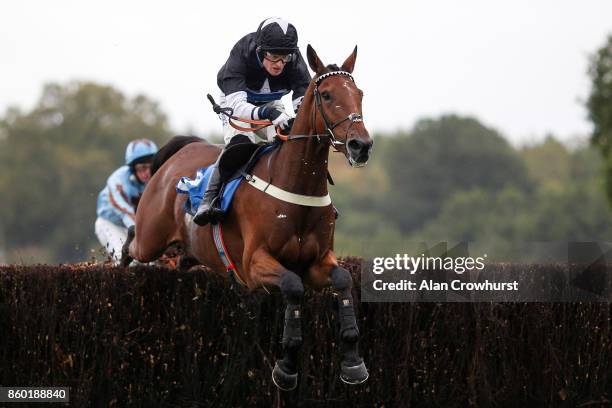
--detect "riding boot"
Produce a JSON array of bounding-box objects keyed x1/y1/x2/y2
[{"x1": 193, "y1": 162, "x2": 224, "y2": 226}]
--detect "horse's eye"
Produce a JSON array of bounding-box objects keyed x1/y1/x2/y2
[{"x1": 321, "y1": 91, "x2": 331, "y2": 101}]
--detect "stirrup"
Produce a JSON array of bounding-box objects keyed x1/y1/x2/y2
[
  {"x1": 207, "y1": 206, "x2": 225, "y2": 225},
  {"x1": 193, "y1": 199, "x2": 223, "y2": 226}
]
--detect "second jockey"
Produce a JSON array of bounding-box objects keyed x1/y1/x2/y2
[
  {"x1": 95, "y1": 139, "x2": 158, "y2": 261},
  {"x1": 193, "y1": 17, "x2": 311, "y2": 226}
]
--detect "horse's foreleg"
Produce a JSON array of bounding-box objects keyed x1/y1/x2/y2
[
  {"x1": 272, "y1": 270, "x2": 304, "y2": 391},
  {"x1": 330, "y1": 266, "x2": 369, "y2": 384},
  {"x1": 248, "y1": 249, "x2": 304, "y2": 391}
]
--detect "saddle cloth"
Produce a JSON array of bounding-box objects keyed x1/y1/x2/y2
[
  {"x1": 176, "y1": 142, "x2": 278, "y2": 216},
  {"x1": 176, "y1": 167, "x2": 241, "y2": 215}
]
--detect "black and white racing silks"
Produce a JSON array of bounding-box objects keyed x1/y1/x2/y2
[{"x1": 216, "y1": 32, "x2": 311, "y2": 120}]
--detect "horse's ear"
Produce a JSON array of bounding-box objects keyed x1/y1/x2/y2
[
  {"x1": 307, "y1": 44, "x2": 324, "y2": 74},
  {"x1": 341, "y1": 45, "x2": 358, "y2": 73}
]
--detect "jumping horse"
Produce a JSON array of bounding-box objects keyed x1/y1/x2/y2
[{"x1": 122, "y1": 45, "x2": 373, "y2": 390}]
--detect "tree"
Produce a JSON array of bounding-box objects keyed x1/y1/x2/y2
[
  {"x1": 587, "y1": 34, "x2": 612, "y2": 205},
  {"x1": 381, "y1": 115, "x2": 532, "y2": 232},
  {"x1": 520, "y1": 135, "x2": 570, "y2": 191},
  {"x1": 0, "y1": 82, "x2": 172, "y2": 262},
  {"x1": 414, "y1": 143, "x2": 612, "y2": 260}
]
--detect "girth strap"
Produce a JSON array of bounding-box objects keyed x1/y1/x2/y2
[
  {"x1": 211, "y1": 223, "x2": 246, "y2": 286},
  {"x1": 243, "y1": 173, "x2": 332, "y2": 207}
]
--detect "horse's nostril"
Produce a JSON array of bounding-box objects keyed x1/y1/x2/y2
[{"x1": 347, "y1": 139, "x2": 364, "y2": 152}]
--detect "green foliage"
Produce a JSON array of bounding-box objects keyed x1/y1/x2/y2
[
  {"x1": 587, "y1": 34, "x2": 612, "y2": 205},
  {"x1": 379, "y1": 115, "x2": 531, "y2": 232},
  {"x1": 0, "y1": 82, "x2": 172, "y2": 262},
  {"x1": 373, "y1": 144, "x2": 612, "y2": 260},
  {"x1": 520, "y1": 135, "x2": 570, "y2": 191},
  {"x1": 334, "y1": 116, "x2": 611, "y2": 259}
]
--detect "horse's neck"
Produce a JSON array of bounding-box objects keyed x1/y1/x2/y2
[{"x1": 267, "y1": 101, "x2": 330, "y2": 196}]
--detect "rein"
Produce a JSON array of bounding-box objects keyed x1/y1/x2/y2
[
  {"x1": 206, "y1": 70, "x2": 362, "y2": 150},
  {"x1": 206, "y1": 94, "x2": 272, "y2": 133}
]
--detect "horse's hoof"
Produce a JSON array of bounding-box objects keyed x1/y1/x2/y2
[
  {"x1": 340, "y1": 360, "x2": 369, "y2": 385},
  {"x1": 272, "y1": 362, "x2": 298, "y2": 391}
]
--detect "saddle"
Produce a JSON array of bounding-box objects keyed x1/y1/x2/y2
[
  {"x1": 176, "y1": 142, "x2": 280, "y2": 215},
  {"x1": 218, "y1": 140, "x2": 278, "y2": 181}
]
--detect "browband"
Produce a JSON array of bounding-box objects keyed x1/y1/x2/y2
[{"x1": 314, "y1": 70, "x2": 355, "y2": 85}]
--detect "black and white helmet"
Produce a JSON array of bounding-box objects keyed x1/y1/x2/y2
[{"x1": 255, "y1": 17, "x2": 298, "y2": 55}]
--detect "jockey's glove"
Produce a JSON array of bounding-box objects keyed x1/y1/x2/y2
[{"x1": 258, "y1": 106, "x2": 293, "y2": 130}]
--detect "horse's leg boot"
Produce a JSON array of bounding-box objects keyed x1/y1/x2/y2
[
  {"x1": 193, "y1": 163, "x2": 224, "y2": 226},
  {"x1": 272, "y1": 361, "x2": 298, "y2": 391},
  {"x1": 120, "y1": 225, "x2": 135, "y2": 267},
  {"x1": 340, "y1": 360, "x2": 369, "y2": 385},
  {"x1": 272, "y1": 272, "x2": 304, "y2": 391},
  {"x1": 330, "y1": 266, "x2": 369, "y2": 385}
]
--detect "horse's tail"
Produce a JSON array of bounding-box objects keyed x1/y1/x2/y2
[{"x1": 151, "y1": 135, "x2": 205, "y2": 176}]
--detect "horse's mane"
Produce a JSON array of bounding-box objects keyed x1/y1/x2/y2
[
  {"x1": 151, "y1": 135, "x2": 205, "y2": 176},
  {"x1": 325, "y1": 64, "x2": 341, "y2": 72}
]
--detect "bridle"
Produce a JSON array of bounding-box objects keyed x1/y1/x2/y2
[
  {"x1": 207, "y1": 70, "x2": 363, "y2": 151},
  {"x1": 310, "y1": 70, "x2": 363, "y2": 150}
]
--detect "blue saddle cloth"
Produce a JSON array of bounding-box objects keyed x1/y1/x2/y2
[
  {"x1": 176, "y1": 168, "x2": 242, "y2": 215},
  {"x1": 176, "y1": 143, "x2": 276, "y2": 216}
]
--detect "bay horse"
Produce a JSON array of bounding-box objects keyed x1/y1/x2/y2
[{"x1": 122, "y1": 45, "x2": 373, "y2": 390}]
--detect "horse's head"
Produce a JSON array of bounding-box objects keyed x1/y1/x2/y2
[{"x1": 306, "y1": 45, "x2": 373, "y2": 167}]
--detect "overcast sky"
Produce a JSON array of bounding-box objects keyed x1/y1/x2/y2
[{"x1": 1, "y1": 0, "x2": 611, "y2": 144}]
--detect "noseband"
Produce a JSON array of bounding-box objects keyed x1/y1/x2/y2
[{"x1": 312, "y1": 70, "x2": 363, "y2": 149}]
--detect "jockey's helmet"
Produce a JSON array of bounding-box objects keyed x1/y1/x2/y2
[
  {"x1": 255, "y1": 17, "x2": 298, "y2": 56},
  {"x1": 125, "y1": 139, "x2": 158, "y2": 168}
]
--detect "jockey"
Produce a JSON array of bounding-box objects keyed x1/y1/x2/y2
[
  {"x1": 95, "y1": 139, "x2": 158, "y2": 261},
  {"x1": 193, "y1": 17, "x2": 311, "y2": 226}
]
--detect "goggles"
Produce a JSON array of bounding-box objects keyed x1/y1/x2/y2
[{"x1": 263, "y1": 51, "x2": 294, "y2": 64}]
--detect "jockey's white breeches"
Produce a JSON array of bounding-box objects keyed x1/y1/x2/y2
[
  {"x1": 95, "y1": 217, "x2": 128, "y2": 262},
  {"x1": 219, "y1": 95, "x2": 286, "y2": 145}
]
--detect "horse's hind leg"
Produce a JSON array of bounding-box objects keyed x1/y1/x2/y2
[
  {"x1": 120, "y1": 226, "x2": 136, "y2": 267},
  {"x1": 330, "y1": 266, "x2": 369, "y2": 384},
  {"x1": 128, "y1": 217, "x2": 175, "y2": 263},
  {"x1": 271, "y1": 270, "x2": 304, "y2": 391},
  {"x1": 177, "y1": 254, "x2": 201, "y2": 271},
  {"x1": 166, "y1": 240, "x2": 202, "y2": 271}
]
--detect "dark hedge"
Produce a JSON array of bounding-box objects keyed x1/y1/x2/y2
[{"x1": 0, "y1": 261, "x2": 610, "y2": 407}]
